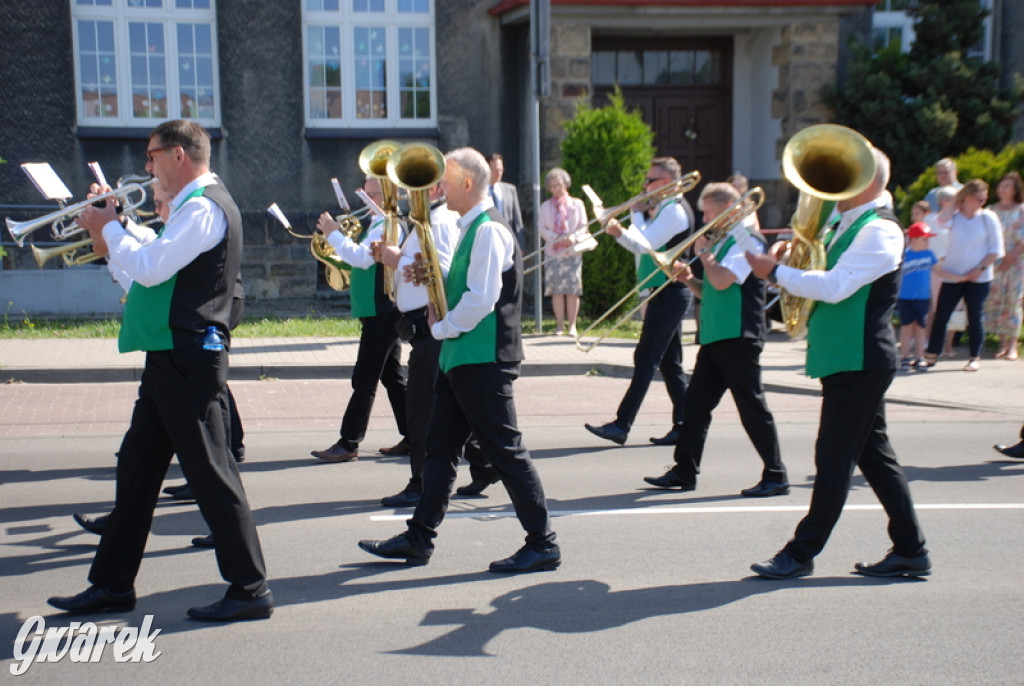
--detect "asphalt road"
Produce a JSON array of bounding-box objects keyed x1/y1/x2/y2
[{"x1": 1, "y1": 376, "x2": 1022, "y2": 684}]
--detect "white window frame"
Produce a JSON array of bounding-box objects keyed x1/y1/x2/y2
[
  {"x1": 302, "y1": 0, "x2": 437, "y2": 129},
  {"x1": 71, "y1": 0, "x2": 221, "y2": 129},
  {"x1": 872, "y1": 10, "x2": 915, "y2": 53}
]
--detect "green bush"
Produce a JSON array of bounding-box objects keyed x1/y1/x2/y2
[{"x1": 559, "y1": 91, "x2": 655, "y2": 317}]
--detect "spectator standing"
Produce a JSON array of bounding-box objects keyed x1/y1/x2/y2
[
  {"x1": 984, "y1": 172, "x2": 1024, "y2": 360},
  {"x1": 537, "y1": 167, "x2": 588, "y2": 336}
]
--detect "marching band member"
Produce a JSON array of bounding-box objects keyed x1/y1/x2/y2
[
  {"x1": 358, "y1": 147, "x2": 560, "y2": 573},
  {"x1": 373, "y1": 182, "x2": 460, "y2": 507},
  {"x1": 585, "y1": 156, "x2": 694, "y2": 447},
  {"x1": 50, "y1": 119, "x2": 272, "y2": 621},
  {"x1": 643, "y1": 182, "x2": 789, "y2": 497},
  {"x1": 311, "y1": 176, "x2": 408, "y2": 463},
  {"x1": 745, "y1": 147, "x2": 930, "y2": 580}
]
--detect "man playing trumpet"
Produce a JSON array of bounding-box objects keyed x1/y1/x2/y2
[
  {"x1": 585, "y1": 156, "x2": 694, "y2": 446},
  {"x1": 644, "y1": 182, "x2": 789, "y2": 497}
]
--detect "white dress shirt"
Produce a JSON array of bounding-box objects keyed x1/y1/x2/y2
[
  {"x1": 617, "y1": 197, "x2": 691, "y2": 254},
  {"x1": 325, "y1": 216, "x2": 392, "y2": 270},
  {"x1": 774, "y1": 199, "x2": 903, "y2": 304},
  {"x1": 717, "y1": 215, "x2": 763, "y2": 283},
  {"x1": 431, "y1": 199, "x2": 514, "y2": 340},
  {"x1": 394, "y1": 203, "x2": 461, "y2": 312},
  {"x1": 102, "y1": 171, "x2": 226, "y2": 288}
]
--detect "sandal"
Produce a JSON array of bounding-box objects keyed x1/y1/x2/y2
[
  {"x1": 963, "y1": 358, "x2": 980, "y2": 372},
  {"x1": 920, "y1": 352, "x2": 938, "y2": 368}
]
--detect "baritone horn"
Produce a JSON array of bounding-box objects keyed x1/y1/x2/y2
[
  {"x1": 266, "y1": 203, "x2": 357, "y2": 292},
  {"x1": 575, "y1": 187, "x2": 765, "y2": 353},
  {"x1": 5, "y1": 178, "x2": 155, "y2": 246},
  {"x1": 386, "y1": 143, "x2": 448, "y2": 318},
  {"x1": 522, "y1": 171, "x2": 701, "y2": 275},
  {"x1": 358, "y1": 140, "x2": 402, "y2": 301},
  {"x1": 778, "y1": 124, "x2": 877, "y2": 338}
]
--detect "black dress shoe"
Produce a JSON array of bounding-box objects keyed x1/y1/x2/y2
[
  {"x1": 649, "y1": 426, "x2": 682, "y2": 445},
  {"x1": 750, "y1": 551, "x2": 813, "y2": 580},
  {"x1": 455, "y1": 470, "x2": 500, "y2": 497},
  {"x1": 381, "y1": 486, "x2": 421, "y2": 507},
  {"x1": 232, "y1": 446, "x2": 245, "y2": 463},
  {"x1": 994, "y1": 441, "x2": 1024, "y2": 458},
  {"x1": 643, "y1": 469, "x2": 695, "y2": 491},
  {"x1": 163, "y1": 483, "x2": 190, "y2": 497},
  {"x1": 489, "y1": 544, "x2": 562, "y2": 573},
  {"x1": 854, "y1": 550, "x2": 931, "y2": 578},
  {"x1": 358, "y1": 533, "x2": 431, "y2": 566},
  {"x1": 191, "y1": 535, "x2": 216, "y2": 548},
  {"x1": 168, "y1": 485, "x2": 195, "y2": 501},
  {"x1": 379, "y1": 439, "x2": 411, "y2": 456},
  {"x1": 740, "y1": 480, "x2": 791, "y2": 497},
  {"x1": 48, "y1": 585, "x2": 136, "y2": 614},
  {"x1": 73, "y1": 512, "x2": 107, "y2": 535},
  {"x1": 187, "y1": 589, "x2": 274, "y2": 622},
  {"x1": 585, "y1": 421, "x2": 628, "y2": 446}
]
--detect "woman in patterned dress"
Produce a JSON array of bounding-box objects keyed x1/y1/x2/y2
[
  {"x1": 984, "y1": 172, "x2": 1024, "y2": 360},
  {"x1": 538, "y1": 167, "x2": 589, "y2": 336}
]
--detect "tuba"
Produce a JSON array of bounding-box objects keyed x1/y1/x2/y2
[
  {"x1": 358, "y1": 140, "x2": 402, "y2": 301},
  {"x1": 386, "y1": 143, "x2": 449, "y2": 318},
  {"x1": 266, "y1": 203, "x2": 359, "y2": 291},
  {"x1": 779, "y1": 124, "x2": 877, "y2": 338}
]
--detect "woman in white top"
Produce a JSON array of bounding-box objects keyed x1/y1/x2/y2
[
  {"x1": 537, "y1": 167, "x2": 588, "y2": 336},
  {"x1": 925, "y1": 179, "x2": 1005, "y2": 371}
]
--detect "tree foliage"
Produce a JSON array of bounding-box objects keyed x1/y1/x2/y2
[
  {"x1": 559, "y1": 91, "x2": 655, "y2": 316},
  {"x1": 822, "y1": 0, "x2": 1023, "y2": 189}
]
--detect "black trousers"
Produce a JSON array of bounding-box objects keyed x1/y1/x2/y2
[
  {"x1": 783, "y1": 370, "x2": 927, "y2": 563},
  {"x1": 407, "y1": 362, "x2": 555, "y2": 553},
  {"x1": 615, "y1": 284, "x2": 692, "y2": 431},
  {"x1": 401, "y1": 310, "x2": 441, "y2": 485},
  {"x1": 90, "y1": 348, "x2": 267, "y2": 599},
  {"x1": 339, "y1": 310, "x2": 407, "y2": 451},
  {"x1": 672, "y1": 337, "x2": 785, "y2": 484}
]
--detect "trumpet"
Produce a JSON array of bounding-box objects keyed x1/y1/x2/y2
[
  {"x1": 267, "y1": 203, "x2": 359, "y2": 292},
  {"x1": 358, "y1": 140, "x2": 402, "y2": 301},
  {"x1": 386, "y1": 143, "x2": 449, "y2": 318},
  {"x1": 522, "y1": 171, "x2": 700, "y2": 276},
  {"x1": 575, "y1": 187, "x2": 765, "y2": 353},
  {"x1": 6, "y1": 178, "x2": 155, "y2": 246}
]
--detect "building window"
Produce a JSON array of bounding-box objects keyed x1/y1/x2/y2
[
  {"x1": 303, "y1": 0, "x2": 436, "y2": 128},
  {"x1": 71, "y1": 0, "x2": 219, "y2": 128},
  {"x1": 593, "y1": 49, "x2": 723, "y2": 87},
  {"x1": 872, "y1": 0, "x2": 991, "y2": 58}
]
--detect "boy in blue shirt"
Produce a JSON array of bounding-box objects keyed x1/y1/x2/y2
[{"x1": 899, "y1": 222, "x2": 938, "y2": 369}]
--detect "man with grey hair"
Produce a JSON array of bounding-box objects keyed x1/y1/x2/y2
[
  {"x1": 924, "y1": 157, "x2": 963, "y2": 211},
  {"x1": 358, "y1": 147, "x2": 560, "y2": 574},
  {"x1": 745, "y1": 146, "x2": 930, "y2": 580}
]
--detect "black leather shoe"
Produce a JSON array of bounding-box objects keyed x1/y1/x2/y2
[
  {"x1": 232, "y1": 446, "x2": 245, "y2": 463},
  {"x1": 381, "y1": 486, "x2": 421, "y2": 507},
  {"x1": 163, "y1": 483, "x2": 190, "y2": 497},
  {"x1": 854, "y1": 550, "x2": 931, "y2": 578},
  {"x1": 187, "y1": 589, "x2": 274, "y2": 622},
  {"x1": 750, "y1": 551, "x2": 813, "y2": 580},
  {"x1": 191, "y1": 535, "x2": 216, "y2": 548},
  {"x1": 585, "y1": 421, "x2": 628, "y2": 446},
  {"x1": 649, "y1": 426, "x2": 681, "y2": 445},
  {"x1": 168, "y1": 485, "x2": 195, "y2": 501},
  {"x1": 740, "y1": 480, "x2": 791, "y2": 497},
  {"x1": 379, "y1": 439, "x2": 411, "y2": 456},
  {"x1": 358, "y1": 533, "x2": 431, "y2": 566},
  {"x1": 489, "y1": 544, "x2": 561, "y2": 573},
  {"x1": 455, "y1": 470, "x2": 500, "y2": 497},
  {"x1": 994, "y1": 441, "x2": 1024, "y2": 458},
  {"x1": 643, "y1": 470, "x2": 695, "y2": 491},
  {"x1": 73, "y1": 513, "x2": 107, "y2": 535},
  {"x1": 48, "y1": 585, "x2": 136, "y2": 614}
]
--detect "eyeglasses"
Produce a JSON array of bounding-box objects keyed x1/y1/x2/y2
[{"x1": 145, "y1": 145, "x2": 175, "y2": 163}]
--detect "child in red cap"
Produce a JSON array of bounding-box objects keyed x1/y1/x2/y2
[{"x1": 899, "y1": 222, "x2": 938, "y2": 369}]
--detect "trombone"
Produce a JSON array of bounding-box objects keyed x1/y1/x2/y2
[
  {"x1": 575, "y1": 187, "x2": 765, "y2": 353},
  {"x1": 522, "y1": 171, "x2": 700, "y2": 276}
]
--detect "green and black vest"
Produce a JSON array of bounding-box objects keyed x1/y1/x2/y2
[
  {"x1": 635, "y1": 198, "x2": 693, "y2": 289},
  {"x1": 348, "y1": 219, "x2": 397, "y2": 319},
  {"x1": 805, "y1": 207, "x2": 902, "y2": 378},
  {"x1": 439, "y1": 209, "x2": 524, "y2": 374},
  {"x1": 119, "y1": 182, "x2": 241, "y2": 353},
  {"x1": 698, "y1": 232, "x2": 768, "y2": 346}
]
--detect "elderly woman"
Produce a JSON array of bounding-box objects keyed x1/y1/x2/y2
[
  {"x1": 983, "y1": 172, "x2": 1024, "y2": 360},
  {"x1": 924, "y1": 179, "x2": 1005, "y2": 371},
  {"x1": 538, "y1": 167, "x2": 588, "y2": 336}
]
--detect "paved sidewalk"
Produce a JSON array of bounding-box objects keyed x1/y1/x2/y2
[{"x1": 0, "y1": 320, "x2": 1019, "y2": 416}]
